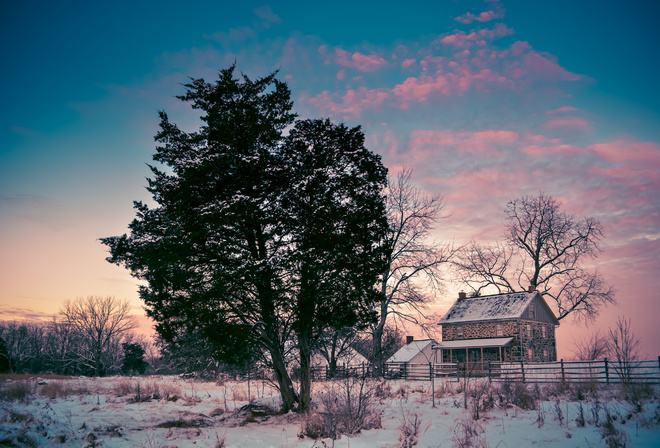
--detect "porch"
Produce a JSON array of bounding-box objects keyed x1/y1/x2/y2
[{"x1": 433, "y1": 337, "x2": 514, "y2": 372}]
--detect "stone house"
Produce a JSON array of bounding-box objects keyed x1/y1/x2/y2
[{"x1": 434, "y1": 288, "x2": 558, "y2": 369}]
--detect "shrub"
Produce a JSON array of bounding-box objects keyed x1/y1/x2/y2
[
  {"x1": 452, "y1": 413, "x2": 488, "y2": 448},
  {"x1": 41, "y1": 382, "x2": 70, "y2": 399},
  {"x1": 601, "y1": 407, "x2": 629, "y2": 448},
  {"x1": 398, "y1": 411, "x2": 422, "y2": 448},
  {"x1": 496, "y1": 381, "x2": 537, "y2": 410},
  {"x1": 301, "y1": 376, "x2": 382, "y2": 440},
  {"x1": 0, "y1": 380, "x2": 32, "y2": 402}
]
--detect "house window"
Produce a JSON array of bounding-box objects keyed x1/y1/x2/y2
[
  {"x1": 528, "y1": 348, "x2": 534, "y2": 360},
  {"x1": 496, "y1": 323, "x2": 503, "y2": 337},
  {"x1": 529, "y1": 304, "x2": 536, "y2": 320},
  {"x1": 457, "y1": 327, "x2": 463, "y2": 339},
  {"x1": 541, "y1": 325, "x2": 547, "y2": 339},
  {"x1": 526, "y1": 324, "x2": 532, "y2": 339},
  {"x1": 543, "y1": 349, "x2": 549, "y2": 360}
]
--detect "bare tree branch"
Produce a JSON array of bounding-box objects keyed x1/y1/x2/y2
[
  {"x1": 371, "y1": 168, "x2": 456, "y2": 373},
  {"x1": 455, "y1": 192, "x2": 615, "y2": 323}
]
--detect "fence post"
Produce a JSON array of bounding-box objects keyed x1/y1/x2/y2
[
  {"x1": 657, "y1": 356, "x2": 660, "y2": 383},
  {"x1": 560, "y1": 359, "x2": 565, "y2": 383},
  {"x1": 403, "y1": 363, "x2": 407, "y2": 380},
  {"x1": 456, "y1": 362, "x2": 460, "y2": 383},
  {"x1": 521, "y1": 360, "x2": 525, "y2": 383},
  {"x1": 604, "y1": 358, "x2": 609, "y2": 385}
]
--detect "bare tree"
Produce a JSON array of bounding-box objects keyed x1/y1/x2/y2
[
  {"x1": 60, "y1": 296, "x2": 137, "y2": 376},
  {"x1": 371, "y1": 168, "x2": 454, "y2": 374},
  {"x1": 571, "y1": 330, "x2": 609, "y2": 361},
  {"x1": 455, "y1": 192, "x2": 615, "y2": 322},
  {"x1": 608, "y1": 316, "x2": 641, "y2": 384},
  {"x1": 316, "y1": 326, "x2": 358, "y2": 378}
]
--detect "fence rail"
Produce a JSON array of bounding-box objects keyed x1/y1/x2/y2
[{"x1": 376, "y1": 357, "x2": 660, "y2": 384}]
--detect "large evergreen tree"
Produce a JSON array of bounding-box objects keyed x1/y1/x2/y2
[{"x1": 102, "y1": 66, "x2": 387, "y2": 411}]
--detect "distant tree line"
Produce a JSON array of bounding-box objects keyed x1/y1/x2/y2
[{"x1": 0, "y1": 296, "x2": 147, "y2": 376}]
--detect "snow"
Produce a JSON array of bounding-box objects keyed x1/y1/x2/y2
[
  {"x1": 440, "y1": 292, "x2": 534, "y2": 324},
  {"x1": 1, "y1": 375, "x2": 659, "y2": 447},
  {"x1": 387, "y1": 340, "x2": 436, "y2": 364}
]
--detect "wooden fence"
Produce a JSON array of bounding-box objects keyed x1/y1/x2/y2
[
  {"x1": 379, "y1": 357, "x2": 660, "y2": 384},
  {"x1": 310, "y1": 363, "x2": 370, "y2": 380},
  {"x1": 489, "y1": 358, "x2": 660, "y2": 384}
]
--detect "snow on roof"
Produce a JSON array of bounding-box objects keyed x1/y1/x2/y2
[
  {"x1": 433, "y1": 337, "x2": 514, "y2": 349},
  {"x1": 386, "y1": 339, "x2": 435, "y2": 364},
  {"x1": 439, "y1": 291, "x2": 535, "y2": 324}
]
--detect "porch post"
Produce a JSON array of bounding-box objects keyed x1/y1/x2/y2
[
  {"x1": 481, "y1": 347, "x2": 484, "y2": 371},
  {"x1": 465, "y1": 348, "x2": 468, "y2": 371}
]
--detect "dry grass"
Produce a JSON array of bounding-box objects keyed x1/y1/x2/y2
[{"x1": 0, "y1": 380, "x2": 33, "y2": 402}]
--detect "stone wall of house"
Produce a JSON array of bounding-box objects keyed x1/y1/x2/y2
[{"x1": 442, "y1": 321, "x2": 518, "y2": 340}]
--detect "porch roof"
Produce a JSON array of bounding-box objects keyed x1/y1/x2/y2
[{"x1": 432, "y1": 337, "x2": 514, "y2": 350}]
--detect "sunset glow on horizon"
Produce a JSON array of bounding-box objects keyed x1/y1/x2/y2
[{"x1": 1, "y1": 0, "x2": 659, "y2": 358}]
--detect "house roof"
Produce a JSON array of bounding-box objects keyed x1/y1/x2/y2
[
  {"x1": 433, "y1": 337, "x2": 514, "y2": 350},
  {"x1": 386, "y1": 339, "x2": 436, "y2": 364},
  {"x1": 439, "y1": 291, "x2": 543, "y2": 324}
]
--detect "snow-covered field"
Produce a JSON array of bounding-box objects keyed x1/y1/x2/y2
[{"x1": 1, "y1": 374, "x2": 658, "y2": 447}]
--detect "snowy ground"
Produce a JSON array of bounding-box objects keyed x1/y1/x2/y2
[{"x1": 1, "y1": 374, "x2": 658, "y2": 447}]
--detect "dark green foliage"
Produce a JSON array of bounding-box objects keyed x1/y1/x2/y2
[
  {"x1": 101, "y1": 65, "x2": 388, "y2": 411},
  {"x1": 0, "y1": 337, "x2": 10, "y2": 373},
  {"x1": 121, "y1": 343, "x2": 148, "y2": 375}
]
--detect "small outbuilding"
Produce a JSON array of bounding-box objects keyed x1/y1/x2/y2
[{"x1": 385, "y1": 337, "x2": 437, "y2": 378}]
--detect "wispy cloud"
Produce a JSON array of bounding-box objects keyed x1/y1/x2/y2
[
  {"x1": 253, "y1": 5, "x2": 281, "y2": 24},
  {"x1": 455, "y1": 10, "x2": 505, "y2": 24},
  {"x1": 332, "y1": 48, "x2": 387, "y2": 72}
]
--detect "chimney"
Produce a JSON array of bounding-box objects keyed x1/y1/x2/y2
[
  {"x1": 458, "y1": 291, "x2": 467, "y2": 301},
  {"x1": 406, "y1": 336, "x2": 414, "y2": 345},
  {"x1": 528, "y1": 285, "x2": 535, "y2": 293}
]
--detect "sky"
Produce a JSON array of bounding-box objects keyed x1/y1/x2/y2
[{"x1": 1, "y1": 0, "x2": 659, "y2": 358}]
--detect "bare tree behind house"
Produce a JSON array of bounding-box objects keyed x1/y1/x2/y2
[
  {"x1": 608, "y1": 316, "x2": 642, "y2": 384},
  {"x1": 60, "y1": 296, "x2": 137, "y2": 376},
  {"x1": 455, "y1": 192, "x2": 615, "y2": 322},
  {"x1": 372, "y1": 168, "x2": 455, "y2": 374},
  {"x1": 571, "y1": 330, "x2": 609, "y2": 361}
]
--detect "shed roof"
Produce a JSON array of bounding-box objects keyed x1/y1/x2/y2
[
  {"x1": 386, "y1": 339, "x2": 435, "y2": 364},
  {"x1": 439, "y1": 291, "x2": 538, "y2": 324}
]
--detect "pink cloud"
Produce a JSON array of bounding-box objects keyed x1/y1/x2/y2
[
  {"x1": 589, "y1": 140, "x2": 660, "y2": 166},
  {"x1": 455, "y1": 10, "x2": 504, "y2": 24},
  {"x1": 440, "y1": 23, "x2": 514, "y2": 48},
  {"x1": 406, "y1": 129, "x2": 518, "y2": 159},
  {"x1": 392, "y1": 75, "x2": 450, "y2": 107},
  {"x1": 336, "y1": 69, "x2": 345, "y2": 80},
  {"x1": 306, "y1": 87, "x2": 388, "y2": 118},
  {"x1": 334, "y1": 48, "x2": 387, "y2": 72},
  {"x1": 443, "y1": 167, "x2": 529, "y2": 203},
  {"x1": 522, "y1": 131, "x2": 562, "y2": 144},
  {"x1": 402, "y1": 58, "x2": 416, "y2": 69},
  {"x1": 516, "y1": 51, "x2": 581, "y2": 82},
  {"x1": 547, "y1": 106, "x2": 578, "y2": 114},
  {"x1": 542, "y1": 117, "x2": 590, "y2": 130},
  {"x1": 523, "y1": 144, "x2": 583, "y2": 156}
]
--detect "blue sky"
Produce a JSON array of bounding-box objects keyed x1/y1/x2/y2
[{"x1": 1, "y1": 0, "x2": 659, "y2": 357}]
